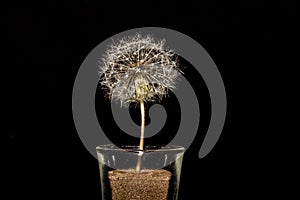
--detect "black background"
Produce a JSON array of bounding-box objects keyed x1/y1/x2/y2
[{"x1": 4, "y1": 0, "x2": 298, "y2": 199}]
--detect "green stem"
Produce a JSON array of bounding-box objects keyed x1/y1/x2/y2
[
  {"x1": 139, "y1": 100, "x2": 145, "y2": 151},
  {"x1": 136, "y1": 100, "x2": 145, "y2": 172}
]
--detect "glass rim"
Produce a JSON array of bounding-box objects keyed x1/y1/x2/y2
[{"x1": 96, "y1": 144, "x2": 185, "y2": 152}]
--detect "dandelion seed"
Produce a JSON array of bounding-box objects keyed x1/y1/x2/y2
[{"x1": 99, "y1": 33, "x2": 180, "y2": 107}]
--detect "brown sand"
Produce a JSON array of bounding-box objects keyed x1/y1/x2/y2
[{"x1": 108, "y1": 169, "x2": 171, "y2": 200}]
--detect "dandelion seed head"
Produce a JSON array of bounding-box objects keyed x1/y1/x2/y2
[{"x1": 99, "y1": 33, "x2": 180, "y2": 107}]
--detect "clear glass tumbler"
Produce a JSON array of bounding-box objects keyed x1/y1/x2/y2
[{"x1": 96, "y1": 144, "x2": 184, "y2": 200}]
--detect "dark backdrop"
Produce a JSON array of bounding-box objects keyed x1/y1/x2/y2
[{"x1": 4, "y1": 1, "x2": 298, "y2": 199}]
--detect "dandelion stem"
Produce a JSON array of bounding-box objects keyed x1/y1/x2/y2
[
  {"x1": 139, "y1": 100, "x2": 145, "y2": 151},
  {"x1": 136, "y1": 100, "x2": 145, "y2": 172}
]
